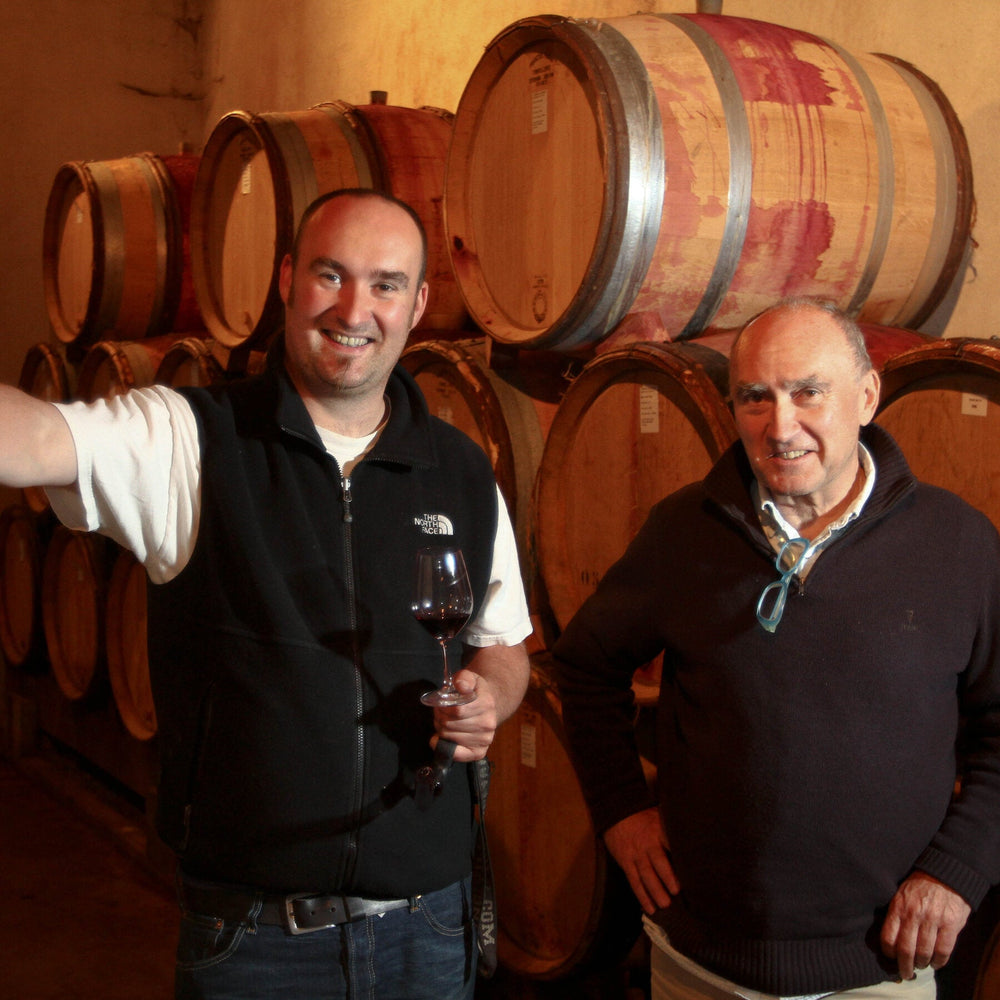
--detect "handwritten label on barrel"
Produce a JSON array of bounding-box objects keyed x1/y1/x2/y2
[
  {"x1": 961, "y1": 393, "x2": 988, "y2": 417},
  {"x1": 520, "y1": 720, "x2": 537, "y2": 768},
  {"x1": 640, "y1": 385, "x2": 660, "y2": 434},
  {"x1": 528, "y1": 52, "x2": 553, "y2": 138},
  {"x1": 531, "y1": 89, "x2": 548, "y2": 135}
]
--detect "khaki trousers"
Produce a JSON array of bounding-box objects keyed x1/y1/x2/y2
[{"x1": 647, "y1": 923, "x2": 937, "y2": 1000}]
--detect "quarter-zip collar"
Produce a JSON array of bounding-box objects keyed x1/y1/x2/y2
[
  {"x1": 263, "y1": 334, "x2": 440, "y2": 470},
  {"x1": 704, "y1": 423, "x2": 918, "y2": 556}
]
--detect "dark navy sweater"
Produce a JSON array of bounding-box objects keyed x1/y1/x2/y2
[
  {"x1": 554, "y1": 424, "x2": 1000, "y2": 994},
  {"x1": 148, "y1": 353, "x2": 498, "y2": 896}
]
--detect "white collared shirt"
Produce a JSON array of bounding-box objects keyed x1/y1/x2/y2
[{"x1": 753, "y1": 444, "x2": 877, "y2": 579}]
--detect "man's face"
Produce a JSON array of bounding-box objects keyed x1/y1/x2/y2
[
  {"x1": 730, "y1": 307, "x2": 880, "y2": 521},
  {"x1": 278, "y1": 195, "x2": 428, "y2": 407}
]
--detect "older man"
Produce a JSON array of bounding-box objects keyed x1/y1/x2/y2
[
  {"x1": 555, "y1": 299, "x2": 1000, "y2": 999},
  {"x1": 1, "y1": 189, "x2": 531, "y2": 999}
]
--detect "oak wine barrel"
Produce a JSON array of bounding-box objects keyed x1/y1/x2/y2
[
  {"x1": 106, "y1": 548, "x2": 156, "y2": 741},
  {"x1": 0, "y1": 505, "x2": 48, "y2": 670},
  {"x1": 42, "y1": 152, "x2": 202, "y2": 348},
  {"x1": 42, "y1": 527, "x2": 111, "y2": 702},
  {"x1": 534, "y1": 341, "x2": 737, "y2": 630},
  {"x1": 877, "y1": 338, "x2": 1000, "y2": 533},
  {"x1": 76, "y1": 334, "x2": 184, "y2": 401},
  {"x1": 400, "y1": 338, "x2": 572, "y2": 624},
  {"x1": 190, "y1": 100, "x2": 465, "y2": 351},
  {"x1": 17, "y1": 341, "x2": 75, "y2": 400},
  {"x1": 856, "y1": 323, "x2": 938, "y2": 373},
  {"x1": 17, "y1": 342, "x2": 76, "y2": 514},
  {"x1": 155, "y1": 335, "x2": 227, "y2": 388},
  {"x1": 487, "y1": 661, "x2": 643, "y2": 978},
  {"x1": 600, "y1": 312, "x2": 935, "y2": 373},
  {"x1": 445, "y1": 13, "x2": 973, "y2": 350}
]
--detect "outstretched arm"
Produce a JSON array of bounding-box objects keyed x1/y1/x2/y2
[
  {"x1": 0, "y1": 385, "x2": 77, "y2": 488},
  {"x1": 431, "y1": 641, "x2": 530, "y2": 762}
]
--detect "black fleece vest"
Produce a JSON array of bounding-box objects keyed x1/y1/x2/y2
[{"x1": 147, "y1": 360, "x2": 498, "y2": 895}]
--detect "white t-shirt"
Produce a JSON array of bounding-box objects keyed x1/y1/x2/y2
[{"x1": 47, "y1": 385, "x2": 532, "y2": 647}]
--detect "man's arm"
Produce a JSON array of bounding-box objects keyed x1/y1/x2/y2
[
  {"x1": 0, "y1": 385, "x2": 77, "y2": 488},
  {"x1": 603, "y1": 807, "x2": 681, "y2": 914},
  {"x1": 431, "y1": 641, "x2": 530, "y2": 761},
  {"x1": 881, "y1": 511, "x2": 1000, "y2": 980}
]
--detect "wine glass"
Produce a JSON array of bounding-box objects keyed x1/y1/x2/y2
[{"x1": 412, "y1": 546, "x2": 476, "y2": 707}]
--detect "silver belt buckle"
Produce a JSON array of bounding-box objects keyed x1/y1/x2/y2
[{"x1": 283, "y1": 894, "x2": 344, "y2": 935}]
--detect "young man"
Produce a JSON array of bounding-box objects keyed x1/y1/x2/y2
[{"x1": 2, "y1": 189, "x2": 531, "y2": 999}]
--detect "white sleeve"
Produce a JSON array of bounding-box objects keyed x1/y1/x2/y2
[
  {"x1": 463, "y1": 485, "x2": 533, "y2": 647},
  {"x1": 45, "y1": 385, "x2": 201, "y2": 584}
]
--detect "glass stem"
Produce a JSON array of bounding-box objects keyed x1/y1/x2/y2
[{"x1": 439, "y1": 640, "x2": 455, "y2": 692}]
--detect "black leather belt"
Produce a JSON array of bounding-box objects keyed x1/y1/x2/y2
[{"x1": 178, "y1": 877, "x2": 417, "y2": 935}]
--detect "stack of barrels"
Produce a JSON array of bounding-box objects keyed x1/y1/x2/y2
[
  {"x1": 415, "y1": 15, "x2": 991, "y2": 985},
  {"x1": 7, "y1": 150, "x2": 206, "y2": 743},
  {"x1": 4, "y1": 95, "x2": 470, "y2": 746},
  {"x1": 6, "y1": 11, "x2": 999, "y2": 992}
]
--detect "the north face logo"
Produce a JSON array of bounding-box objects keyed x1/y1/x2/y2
[{"x1": 414, "y1": 513, "x2": 454, "y2": 535}]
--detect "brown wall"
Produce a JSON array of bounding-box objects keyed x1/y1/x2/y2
[{"x1": 0, "y1": 1, "x2": 203, "y2": 387}]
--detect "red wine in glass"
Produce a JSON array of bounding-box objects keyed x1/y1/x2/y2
[
  {"x1": 412, "y1": 546, "x2": 476, "y2": 707},
  {"x1": 414, "y1": 610, "x2": 472, "y2": 643}
]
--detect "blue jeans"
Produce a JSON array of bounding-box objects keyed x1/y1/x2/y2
[{"x1": 174, "y1": 878, "x2": 476, "y2": 1000}]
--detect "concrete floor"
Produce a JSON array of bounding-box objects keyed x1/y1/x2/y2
[{"x1": 0, "y1": 751, "x2": 177, "y2": 1000}]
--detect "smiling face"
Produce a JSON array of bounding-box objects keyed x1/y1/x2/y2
[
  {"x1": 278, "y1": 193, "x2": 428, "y2": 428},
  {"x1": 730, "y1": 305, "x2": 880, "y2": 531}
]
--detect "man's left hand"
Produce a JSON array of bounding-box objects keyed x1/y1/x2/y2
[
  {"x1": 429, "y1": 642, "x2": 529, "y2": 762},
  {"x1": 880, "y1": 872, "x2": 971, "y2": 981},
  {"x1": 431, "y1": 669, "x2": 499, "y2": 762}
]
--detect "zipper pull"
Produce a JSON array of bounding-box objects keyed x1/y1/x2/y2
[{"x1": 342, "y1": 477, "x2": 353, "y2": 523}]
